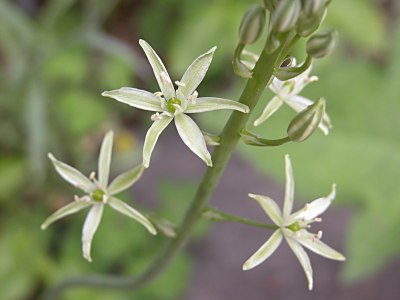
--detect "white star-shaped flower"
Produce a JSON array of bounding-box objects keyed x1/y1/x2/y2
[
  {"x1": 243, "y1": 155, "x2": 345, "y2": 290},
  {"x1": 241, "y1": 52, "x2": 332, "y2": 134},
  {"x1": 102, "y1": 40, "x2": 249, "y2": 168},
  {"x1": 41, "y1": 131, "x2": 156, "y2": 262}
]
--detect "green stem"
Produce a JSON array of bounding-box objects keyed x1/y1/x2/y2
[
  {"x1": 42, "y1": 42, "x2": 284, "y2": 300},
  {"x1": 240, "y1": 129, "x2": 291, "y2": 147},
  {"x1": 203, "y1": 208, "x2": 279, "y2": 230},
  {"x1": 276, "y1": 33, "x2": 300, "y2": 66}
]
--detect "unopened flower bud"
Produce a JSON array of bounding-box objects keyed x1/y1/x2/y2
[
  {"x1": 270, "y1": 0, "x2": 301, "y2": 33},
  {"x1": 287, "y1": 98, "x2": 325, "y2": 142},
  {"x1": 306, "y1": 30, "x2": 337, "y2": 58},
  {"x1": 263, "y1": 0, "x2": 277, "y2": 12},
  {"x1": 239, "y1": 5, "x2": 266, "y2": 45},
  {"x1": 302, "y1": 0, "x2": 326, "y2": 18}
]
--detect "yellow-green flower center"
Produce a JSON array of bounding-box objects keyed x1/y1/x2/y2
[
  {"x1": 166, "y1": 97, "x2": 182, "y2": 113},
  {"x1": 287, "y1": 221, "x2": 301, "y2": 232},
  {"x1": 91, "y1": 189, "x2": 105, "y2": 202}
]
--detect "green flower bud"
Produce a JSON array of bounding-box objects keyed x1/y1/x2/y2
[
  {"x1": 297, "y1": 5, "x2": 326, "y2": 37},
  {"x1": 239, "y1": 5, "x2": 266, "y2": 45},
  {"x1": 306, "y1": 30, "x2": 337, "y2": 58},
  {"x1": 270, "y1": 0, "x2": 301, "y2": 33},
  {"x1": 287, "y1": 98, "x2": 325, "y2": 142},
  {"x1": 232, "y1": 43, "x2": 253, "y2": 78},
  {"x1": 302, "y1": 0, "x2": 326, "y2": 18},
  {"x1": 263, "y1": 0, "x2": 278, "y2": 12}
]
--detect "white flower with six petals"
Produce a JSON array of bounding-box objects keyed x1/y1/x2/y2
[
  {"x1": 41, "y1": 131, "x2": 156, "y2": 262},
  {"x1": 102, "y1": 40, "x2": 249, "y2": 168},
  {"x1": 243, "y1": 155, "x2": 345, "y2": 290}
]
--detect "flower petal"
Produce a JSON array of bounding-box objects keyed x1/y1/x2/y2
[
  {"x1": 177, "y1": 46, "x2": 216, "y2": 98},
  {"x1": 108, "y1": 164, "x2": 145, "y2": 195},
  {"x1": 102, "y1": 87, "x2": 163, "y2": 112},
  {"x1": 143, "y1": 116, "x2": 173, "y2": 168},
  {"x1": 248, "y1": 193, "x2": 282, "y2": 225},
  {"x1": 283, "y1": 154, "x2": 294, "y2": 218},
  {"x1": 41, "y1": 199, "x2": 91, "y2": 230},
  {"x1": 174, "y1": 113, "x2": 212, "y2": 166},
  {"x1": 284, "y1": 95, "x2": 312, "y2": 111},
  {"x1": 296, "y1": 230, "x2": 346, "y2": 261},
  {"x1": 284, "y1": 233, "x2": 314, "y2": 290},
  {"x1": 292, "y1": 66, "x2": 313, "y2": 95},
  {"x1": 98, "y1": 131, "x2": 113, "y2": 189},
  {"x1": 139, "y1": 39, "x2": 175, "y2": 100},
  {"x1": 108, "y1": 197, "x2": 156, "y2": 235},
  {"x1": 185, "y1": 97, "x2": 249, "y2": 114},
  {"x1": 82, "y1": 203, "x2": 104, "y2": 262},
  {"x1": 242, "y1": 230, "x2": 283, "y2": 270},
  {"x1": 48, "y1": 153, "x2": 95, "y2": 193},
  {"x1": 294, "y1": 184, "x2": 336, "y2": 220},
  {"x1": 253, "y1": 96, "x2": 283, "y2": 126}
]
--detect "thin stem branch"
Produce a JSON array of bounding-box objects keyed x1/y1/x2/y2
[
  {"x1": 203, "y1": 207, "x2": 279, "y2": 230},
  {"x1": 42, "y1": 40, "x2": 286, "y2": 300}
]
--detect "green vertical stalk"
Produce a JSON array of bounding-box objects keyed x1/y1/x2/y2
[{"x1": 43, "y1": 44, "x2": 283, "y2": 300}]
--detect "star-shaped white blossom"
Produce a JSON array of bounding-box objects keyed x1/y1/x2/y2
[
  {"x1": 41, "y1": 131, "x2": 156, "y2": 262},
  {"x1": 241, "y1": 52, "x2": 332, "y2": 134},
  {"x1": 243, "y1": 155, "x2": 345, "y2": 290},
  {"x1": 102, "y1": 40, "x2": 249, "y2": 168}
]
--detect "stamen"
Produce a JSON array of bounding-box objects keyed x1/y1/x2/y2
[
  {"x1": 314, "y1": 217, "x2": 322, "y2": 222},
  {"x1": 102, "y1": 195, "x2": 108, "y2": 204},
  {"x1": 172, "y1": 103, "x2": 183, "y2": 113},
  {"x1": 151, "y1": 112, "x2": 163, "y2": 121},
  {"x1": 188, "y1": 91, "x2": 198, "y2": 104},
  {"x1": 82, "y1": 196, "x2": 91, "y2": 202},
  {"x1": 317, "y1": 230, "x2": 323, "y2": 239},
  {"x1": 308, "y1": 76, "x2": 319, "y2": 83},
  {"x1": 89, "y1": 171, "x2": 96, "y2": 180},
  {"x1": 174, "y1": 80, "x2": 186, "y2": 87},
  {"x1": 74, "y1": 195, "x2": 80, "y2": 202},
  {"x1": 154, "y1": 91, "x2": 163, "y2": 97}
]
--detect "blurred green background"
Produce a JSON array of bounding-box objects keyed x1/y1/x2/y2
[{"x1": 0, "y1": 0, "x2": 399, "y2": 299}]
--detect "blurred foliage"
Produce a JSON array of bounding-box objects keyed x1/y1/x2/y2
[{"x1": 0, "y1": 0, "x2": 398, "y2": 299}]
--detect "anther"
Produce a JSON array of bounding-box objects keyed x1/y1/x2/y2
[
  {"x1": 189, "y1": 91, "x2": 198, "y2": 104},
  {"x1": 82, "y1": 196, "x2": 91, "y2": 202},
  {"x1": 74, "y1": 195, "x2": 80, "y2": 202},
  {"x1": 151, "y1": 112, "x2": 163, "y2": 121},
  {"x1": 89, "y1": 171, "x2": 96, "y2": 180},
  {"x1": 314, "y1": 217, "x2": 322, "y2": 222},
  {"x1": 175, "y1": 81, "x2": 186, "y2": 87},
  {"x1": 154, "y1": 91, "x2": 163, "y2": 97}
]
